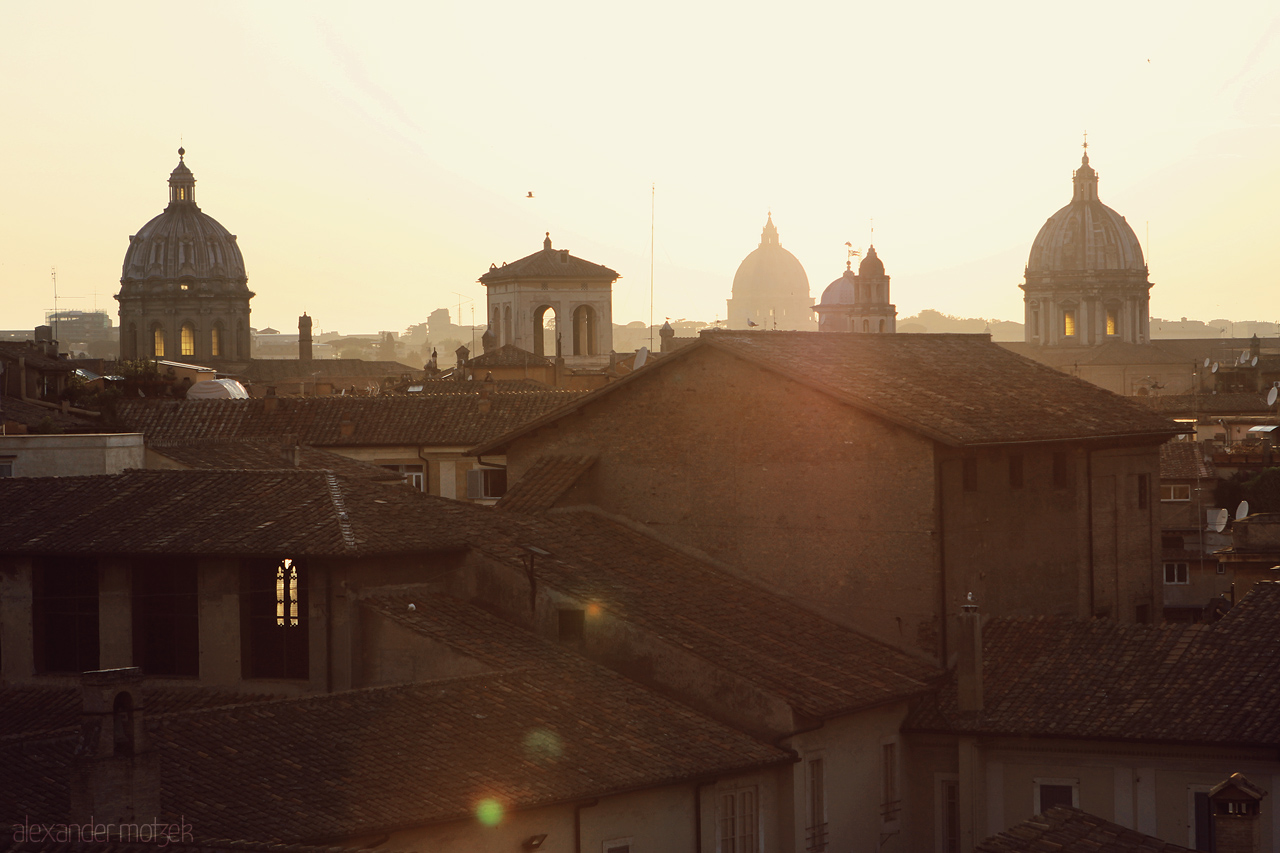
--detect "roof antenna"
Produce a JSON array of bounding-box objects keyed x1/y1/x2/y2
[{"x1": 870, "y1": 217, "x2": 875, "y2": 247}]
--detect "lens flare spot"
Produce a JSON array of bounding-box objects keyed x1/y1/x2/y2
[
  {"x1": 585, "y1": 602, "x2": 602, "y2": 618},
  {"x1": 476, "y1": 798, "x2": 503, "y2": 826},
  {"x1": 523, "y1": 728, "x2": 563, "y2": 760}
]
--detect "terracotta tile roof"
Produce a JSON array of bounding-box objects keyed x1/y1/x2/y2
[
  {"x1": 1002, "y1": 339, "x2": 1190, "y2": 367},
  {"x1": 222, "y1": 359, "x2": 418, "y2": 384},
  {"x1": 0, "y1": 470, "x2": 476, "y2": 557},
  {"x1": 473, "y1": 509, "x2": 941, "y2": 719},
  {"x1": 1160, "y1": 441, "x2": 1215, "y2": 480},
  {"x1": 0, "y1": 685, "x2": 282, "y2": 742},
  {"x1": 975, "y1": 806, "x2": 1193, "y2": 852},
  {"x1": 478, "y1": 241, "x2": 619, "y2": 283},
  {"x1": 466, "y1": 345, "x2": 553, "y2": 369},
  {"x1": 474, "y1": 332, "x2": 1183, "y2": 453},
  {"x1": 148, "y1": 440, "x2": 400, "y2": 481},
  {"x1": 906, "y1": 582, "x2": 1280, "y2": 747},
  {"x1": 0, "y1": 342, "x2": 75, "y2": 373},
  {"x1": 495, "y1": 454, "x2": 595, "y2": 513},
  {"x1": 0, "y1": 395, "x2": 101, "y2": 433},
  {"x1": 115, "y1": 390, "x2": 585, "y2": 448}
]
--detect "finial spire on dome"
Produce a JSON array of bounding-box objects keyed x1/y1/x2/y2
[
  {"x1": 1072, "y1": 137, "x2": 1098, "y2": 202},
  {"x1": 1081, "y1": 131, "x2": 1089, "y2": 166},
  {"x1": 543, "y1": 232, "x2": 552, "y2": 250},
  {"x1": 760, "y1": 213, "x2": 779, "y2": 247}
]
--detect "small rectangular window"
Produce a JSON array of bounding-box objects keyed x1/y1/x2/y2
[
  {"x1": 1053, "y1": 452, "x2": 1068, "y2": 489},
  {"x1": 1063, "y1": 310, "x2": 1076, "y2": 337},
  {"x1": 962, "y1": 458, "x2": 978, "y2": 493},
  {"x1": 0, "y1": 457, "x2": 13, "y2": 478},
  {"x1": 1008, "y1": 454, "x2": 1024, "y2": 489},
  {"x1": 1138, "y1": 474, "x2": 1149, "y2": 509},
  {"x1": 1163, "y1": 562, "x2": 1189, "y2": 584},
  {"x1": 466, "y1": 467, "x2": 508, "y2": 499},
  {"x1": 1160, "y1": 484, "x2": 1191, "y2": 502},
  {"x1": 1034, "y1": 777, "x2": 1078, "y2": 814}
]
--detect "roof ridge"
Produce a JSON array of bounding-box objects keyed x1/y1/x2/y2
[{"x1": 324, "y1": 473, "x2": 359, "y2": 552}]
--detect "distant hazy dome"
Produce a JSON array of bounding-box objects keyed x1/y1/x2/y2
[
  {"x1": 731, "y1": 214, "x2": 809, "y2": 300},
  {"x1": 1027, "y1": 152, "x2": 1145, "y2": 273},
  {"x1": 858, "y1": 245, "x2": 886, "y2": 277},
  {"x1": 819, "y1": 264, "x2": 856, "y2": 305},
  {"x1": 120, "y1": 149, "x2": 248, "y2": 288}
]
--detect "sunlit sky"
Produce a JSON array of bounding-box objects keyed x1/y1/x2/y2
[{"x1": 2, "y1": 2, "x2": 1278, "y2": 337}]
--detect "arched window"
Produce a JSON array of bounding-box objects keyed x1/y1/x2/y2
[
  {"x1": 503, "y1": 305, "x2": 513, "y2": 347},
  {"x1": 1063, "y1": 309, "x2": 1077, "y2": 337},
  {"x1": 152, "y1": 324, "x2": 166, "y2": 358},
  {"x1": 210, "y1": 323, "x2": 222, "y2": 357},
  {"x1": 1106, "y1": 307, "x2": 1118, "y2": 336},
  {"x1": 533, "y1": 305, "x2": 557, "y2": 357},
  {"x1": 276, "y1": 559, "x2": 300, "y2": 627},
  {"x1": 572, "y1": 305, "x2": 597, "y2": 356},
  {"x1": 180, "y1": 322, "x2": 196, "y2": 357}
]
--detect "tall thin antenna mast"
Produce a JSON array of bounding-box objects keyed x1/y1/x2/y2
[
  {"x1": 51, "y1": 267, "x2": 58, "y2": 347},
  {"x1": 649, "y1": 183, "x2": 655, "y2": 351}
]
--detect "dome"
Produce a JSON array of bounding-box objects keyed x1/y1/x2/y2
[
  {"x1": 119, "y1": 149, "x2": 248, "y2": 291},
  {"x1": 857, "y1": 245, "x2": 885, "y2": 277},
  {"x1": 819, "y1": 266, "x2": 856, "y2": 305},
  {"x1": 1027, "y1": 152, "x2": 1144, "y2": 273},
  {"x1": 731, "y1": 214, "x2": 809, "y2": 301}
]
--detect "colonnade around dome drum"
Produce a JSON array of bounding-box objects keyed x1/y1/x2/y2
[{"x1": 122, "y1": 314, "x2": 249, "y2": 362}]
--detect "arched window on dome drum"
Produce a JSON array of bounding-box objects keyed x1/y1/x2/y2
[
  {"x1": 1063, "y1": 310, "x2": 1076, "y2": 338},
  {"x1": 572, "y1": 305, "x2": 597, "y2": 356},
  {"x1": 180, "y1": 322, "x2": 196, "y2": 357},
  {"x1": 1106, "y1": 307, "x2": 1118, "y2": 336},
  {"x1": 210, "y1": 323, "x2": 222, "y2": 357},
  {"x1": 152, "y1": 324, "x2": 166, "y2": 358}
]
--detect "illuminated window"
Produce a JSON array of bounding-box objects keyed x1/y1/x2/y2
[
  {"x1": 210, "y1": 325, "x2": 221, "y2": 357},
  {"x1": 1106, "y1": 307, "x2": 1118, "y2": 335},
  {"x1": 244, "y1": 558, "x2": 308, "y2": 679},
  {"x1": 180, "y1": 322, "x2": 195, "y2": 357},
  {"x1": 153, "y1": 326, "x2": 166, "y2": 357},
  {"x1": 276, "y1": 559, "x2": 300, "y2": 627},
  {"x1": 1063, "y1": 310, "x2": 1076, "y2": 337}
]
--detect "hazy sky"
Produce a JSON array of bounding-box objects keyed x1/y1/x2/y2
[{"x1": 2, "y1": 1, "x2": 1278, "y2": 337}]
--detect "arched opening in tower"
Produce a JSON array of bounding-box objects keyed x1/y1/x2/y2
[
  {"x1": 572, "y1": 305, "x2": 597, "y2": 356},
  {"x1": 533, "y1": 305, "x2": 558, "y2": 358}
]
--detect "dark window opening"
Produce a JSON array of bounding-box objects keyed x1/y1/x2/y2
[
  {"x1": 558, "y1": 609, "x2": 585, "y2": 643},
  {"x1": 941, "y1": 779, "x2": 960, "y2": 853},
  {"x1": 33, "y1": 558, "x2": 99, "y2": 674},
  {"x1": 962, "y1": 458, "x2": 978, "y2": 493},
  {"x1": 1052, "y1": 452, "x2": 1069, "y2": 489},
  {"x1": 1009, "y1": 454, "x2": 1024, "y2": 489},
  {"x1": 1193, "y1": 791, "x2": 1215, "y2": 851},
  {"x1": 133, "y1": 561, "x2": 199, "y2": 677},
  {"x1": 1038, "y1": 784, "x2": 1074, "y2": 813},
  {"x1": 1138, "y1": 473, "x2": 1150, "y2": 509},
  {"x1": 467, "y1": 468, "x2": 507, "y2": 499},
  {"x1": 242, "y1": 559, "x2": 309, "y2": 680}
]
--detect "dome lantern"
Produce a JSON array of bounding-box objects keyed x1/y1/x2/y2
[{"x1": 167, "y1": 148, "x2": 196, "y2": 206}]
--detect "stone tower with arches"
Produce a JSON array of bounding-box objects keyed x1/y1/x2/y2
[{"x1": 478, "y1": 233, "x2": 619, "y2": 368}]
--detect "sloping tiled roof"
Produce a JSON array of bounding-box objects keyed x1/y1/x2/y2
[
  {"x1": 472, "y1": 509, "x2": 941, "y2": 719},
  {"x1": 0, "y1": 685, "x2": 281, "y2": 742},
  {"x1": 0, "y1": 470, "x2": 476, "y2": 557},
  {"x1": 223, "y1": 359, "x2": 418, "y2": 383},
  {"x1": 905, "y1": 582, "x2": 1280, "y2": 747},
  {"x1": 0, "y1": 342, "x2": 75, "y2": 373},
  {"x1": 0, "y1": 395, "x2": 101, "y2": 432},
  {"x1": 466, "y1": 344, "x2": 553, "y2": 369},
  {"x1": 495, "y1": 454, "x2": 595, "y2": 513},
  {"x1": 479, "y1": 238, "x2": 619, "y2": 283},
  {"x1": 1159, "y1": 440, "x2": 1215, "y2": 480},
  {"x1": 475, "y1": 332, "x2": 1183, "y2": 453},
  {"x1": 148, "y1": 440, "x2": 400, "y2": 480},
  {"x1": 975, "y1": 806, "x2": 1193, "y2": 852},
  {"x1": 1001, "y1": 340, "x2": 1190, "y2": 367},
  {"x1": 115, "y1": 390, "x2": 585, "y2": 447},
  {"x1": 1140, "y1": 391, "x2": 1274, "y2": 416}
]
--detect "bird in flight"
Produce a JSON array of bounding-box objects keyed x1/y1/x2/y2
[{"x1": 526, "y1": 191, "x2": 534, "y2": 198}]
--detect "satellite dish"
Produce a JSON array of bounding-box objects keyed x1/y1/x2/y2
[
  {"x1": 1252, "y1": 356, "x2": 1259, "y2": 367},
  {"x1": 634, "y1": 347, "x2": 649, "y2": 369},
  {"x1": 1212, "y1": 363, "x2": 1219, "y2": 373},
  {"x1": 1239, "y1": 352, "x2": 1249, "y2": 365},
  {"x1": 1204, "y1": 358, "x2": 1211, "y2": 368},
  {"x1": 1212, "y1": 508, "x2": 1229, "y2": 533},
  {"x1": 1267, "y1": 386, "x2": 1278, "y2": 407},
  {"x1": 1236, "y1": 500, "x2": 1250, "y2": 521}
]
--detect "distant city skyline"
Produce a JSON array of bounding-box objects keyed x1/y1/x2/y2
[{"x1": 2, "y1": 2, "x2": 1278, "y2": 336}]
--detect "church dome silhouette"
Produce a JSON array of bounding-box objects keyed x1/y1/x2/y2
[
  {"x1": 857, "y1": 245, "x2": 885, "y2": 277},
  {"x1": 730, "y1": 214, "x2": 810, "y2": 304},
  {"x1": 1027, "y1": 151, "x2": 1144, "y2": 273},
  {"x1": 819, "y1": 266, "x2": 856, "y2": 305},
  {"x1": 119, "y1": 148, "x2": 248, "y2": 292}
]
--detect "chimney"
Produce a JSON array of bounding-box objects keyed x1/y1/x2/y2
[
  {"x1": 70, "y1": 668, "x2": 160, "y2": 825},
  {"x1": 299, "y1": 313, "x2": 313, "y2": 363},
  {"x1": 1209, "y1": 773, "x2": 1266, "y2": 853},
  {"x1": 262, "y1": 394, "x2": 278, "y2": 414},
  {"x1": 956, "y1": 593, "x2": 983, "y2": 713},
  {"x1": 478, "y1": 373, "x2": 494, "y2": 413}
]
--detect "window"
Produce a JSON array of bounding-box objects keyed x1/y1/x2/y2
[
  {"x1": 1009, "y1": 454, "x2": 1024, "y2": 489},
  {"x1": 1164, "y1": 562, "x2": 1189, "y2": 584},
  {"x1": 1052, "y1": 452, "x2": 1069, "y2": 489},
  {"x1": 558, "y1": 608, "x2": 585, "y2": 643},
  {"x1": 718, "y1": 788, "x2": 758, "y2": 853},
  {"x1": 210, "y1": 324, "x2": 221, "y2": 357},
  {"x1": 1063, "y1": 309, "x2": 1076, "y2": 337},
  {"x1": 180, "y1": 322, "x2": 196, "y2": 357},
  {"x1": 806, "y1": 757, "x2": 828, "y2": 852},
  {"x1": 33, "y1": 557, "x2": 99, "y2": 673},
  {"x1": 1161, "y1": 484, "x2": 1191, "y2": 502},
  {"x1": 937, "y1": 776, "x2": 960, "y2": 853},
  {"x1": 1106, "y1": 307, "x2": 1118, "y2": 336},
  {"x1": 133, "y1": 560, "x2": 199, "y2": 677},
  {"x1": 153, "y1": 325, "x2": 166, "y2": 358},
  {"x1": 1191, "y1": 789, "x2": 1215, "y2": 851},
  {"x1": 466, "y1": 467, "x2": 507, "y2": 499},
  {"x1": 1138, "y1": 474, "x2": 1150, "y2": 509},
  {"x1": 381, "y1": 464, "x2": 425, "y2": 491},
  {"x1": 0, "y1": 457, "x2": 13, "y2": 478},
  {"x1": 1033, "y1": 778, "x2": 1078, "y2": 814},
  {"x1": 881, "y1": 741, "x2": 901, "y2": 824},
  {"x1": 962, "y1": 458, "x2": 978, "y2": 492},
  {"x1": 243, "y1": 558, "x2": 309, "y2": 679}
]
